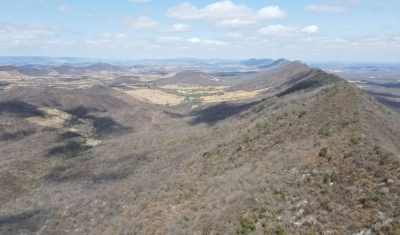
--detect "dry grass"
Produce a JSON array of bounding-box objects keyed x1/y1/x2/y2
[
  {"x1": 124, "y1": 89, "x2": 185, "y2": 105},
  {"x1": 26, "y1": 107, "x2": 72, "y2": 128},
  {"x1": 202, "y1": 87, "x2": 271, "y2": 104}
]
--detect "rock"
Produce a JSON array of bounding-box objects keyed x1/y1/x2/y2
[{"x1": 387, "y1": 179, "x2": 394, "y2": 184}]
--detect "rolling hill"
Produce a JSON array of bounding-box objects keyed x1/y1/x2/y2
[{"x1": 0, "y1": 62, "x2": 399, "y2": 235}]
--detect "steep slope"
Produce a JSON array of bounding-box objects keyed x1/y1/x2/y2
[
  {"x1": 228, "y1": 61, "x2": 312, "y2": 92},
  {"x1": 0, "y1": 70, "x2": 400, "y2": 235}
]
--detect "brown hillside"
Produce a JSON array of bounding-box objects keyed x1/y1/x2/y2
[{"x1": 0, "y1": 70, "x2": 400, "y2": 235}]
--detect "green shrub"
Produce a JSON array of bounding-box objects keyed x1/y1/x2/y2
[
  {"x1": 273, "y1": 189, "x2": 286, "y2": 201},
  {"x1": 236, "y1": 146, "x2": 243, "y2": 153},
  {"x1": 351, "y1": 136, "x2": 360, "y2": 145},
  {"x1": 340, "y1": 119, "x2": 351, "y2": 126},
  {"x1": 369, "y1": 192, "x2": 379, "y2": 202},
  {"x1": 275, "y1": 225, "x2": 287, "y2": 235},
  {"x1": 319, "y1": 147, "x2": 328, "y2": 158},
  {"x1": 318, "y1": 124, "x2": 330, "y2": 136},
  {"x1": 237, "y1": 218, "x2": 256, "y2": 234},
  {"x1": 344, "y1": 151, "x2": 354, "y2": 159},
  {"x1": 258, "y1": 208, "x2": 266, "y2": 219},
  {"x1": 323, "y1": 173, "x2": 331, "y2": 184},
  {"x1": 298, "y1": 111, "x2": 306, "y2": 118},
  {"x1": 203, "y1": 152, "x2": 211, "y2": 157}
]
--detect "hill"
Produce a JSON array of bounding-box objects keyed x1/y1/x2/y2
[
  {"x1": 0, "y1": 65, "x2": 47, "y2": 77},
  {"x1": 155, "y1": 71, "x2": 221, "y2": 86},
  {"x1": 240, "y1": 58, "x2": 274, "y2": 67},
  {"x1": 0, "y1": 64, "x2": 400, "y2": 235}
]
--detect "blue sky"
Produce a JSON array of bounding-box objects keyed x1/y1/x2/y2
[{"x1": 0, "y1": 0, "x2": 399, "y2": 62}]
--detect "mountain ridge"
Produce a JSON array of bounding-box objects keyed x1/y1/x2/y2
[{"x1": 0, "y1": 61, "x2": 399, "y2": 235}]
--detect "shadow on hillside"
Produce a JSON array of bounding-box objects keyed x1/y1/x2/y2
[
  {"x1": 366, "y1": 81, "x2": 400, "y2": 89},
  {"x1": 44, "y1": 153, "x2": 149, "y2": 183},
  {"x1": 0, "y1": 210, "x2": 46, "y2": 234},
  {"x1": 0, "y1": 101, "x2": 44, "y2": 118},
  {"x1": 367, "y1": 91, "x2": 400, "y2": 113},
  {"x1": 0, "y1": 130, "x2": 36, "y2": 142},
  {"x1": 367, "y1": 91, "x2": 400, "y2": 99},
  {"x1": 374, "y1": 97, "x2": 400, "y2": 112},
  {"x1": 47, "y1": 141, "x2": 92, "y2": 159},
  {"x1": 66, "y1": 106, "x2": 131, "y2": 136},
  {"x1": 188, "y1": 100, "x2": 264, "y2": 126},
  {"x1": 57, "y1": 131, "x2": 82, "y2": 141}
]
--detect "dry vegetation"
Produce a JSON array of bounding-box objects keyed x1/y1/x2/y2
[{"x1": 1, "y1": 68, "x2": 400, "y2": 235}]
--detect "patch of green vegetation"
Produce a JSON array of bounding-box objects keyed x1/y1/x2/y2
[
  {"x1": 90, "y1": 220, "x2": 98, "y2": 227},
  {"x1": 235, "y1": 146, "x2": 243, "y2": 153},
  {"x1": 351, "y1": 136, "x2": 360, "y2": 145},
  {"x1": 242, "y1": 134, "x2": 250, "y2": 144},
  {"x1": 319, "y1": 147, "x2": 328, "y2": 158},
  {"x1": 374, "y1": 145, "x2": 382, "y2": 155},
  {"x1": 298, "y1": 110, "x2": 306, "y2": 118},
  {"x1": 237, "y1": 218, "x2": 256, "y2": 234},
  {"x1": 323, "y1": 173, "x2": 331, "y2": 184},
  {"x1": 340, "y1": 119, "x2": 351, "y2": 126},
  {"x1": 203, "y1": 152, "x2": 211, "y2": 158},
  {"x1": 344, "y1": 151, "x2": 354, "y2": 159},
  {"x1": 275, "y1": 225, "x2": 287, "y2": 235},
  {"x1": 318, "y1": 123, "x2": 330, "y2": 136},
  {"x1": 369, "y1": 192, "x2": 380, "y2": 202},
  {"x1": 258, "y1": 208, "x2": 266, "y2": 220}
]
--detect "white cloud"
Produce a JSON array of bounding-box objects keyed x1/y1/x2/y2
[
  {"x1": 305, "y1": 4, "x2": 348, "y2": 13},
  {"x1": 163, "y1": 23, "x2": 191, "y2": 33},
  {"x1": 122, "y1": 17, "x2": 191, "y2": 32},
  {"x1": 300, "y1": 25, "x2": 319, "y2": 34},
  {"x1": 189, "y1": 38, "x2": 201, "y2": 43},
  {"x1": 227, "y1": 32, "x2": 244, "y2": 38},
  {"x1": 123, "y1": 17, "x2": 160, "y2": 30},
  {"x1": 258, "y1": 24, "x2": 319, "y2": 36},
  {"x1": 166, "y1": 1, "x2": 287, "y2": 28},
  {"x1": 58, "y1": 5, "x2": 71, "y2": 12},
  {"x1": 188, "y1": 38, "x2": 227, "y2": 46},
  {"x1": 0, "y1": 22, "x2": 57, "y2": 41}
]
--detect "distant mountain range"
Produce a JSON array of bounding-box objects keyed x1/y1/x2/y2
[{"x1": 0, "y1": 58, "x2": 296, "y2": 76}]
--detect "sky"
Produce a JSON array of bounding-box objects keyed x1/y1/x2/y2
[{"x1": 0, "y1": 0, "x2": 400, "y2": 62}]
